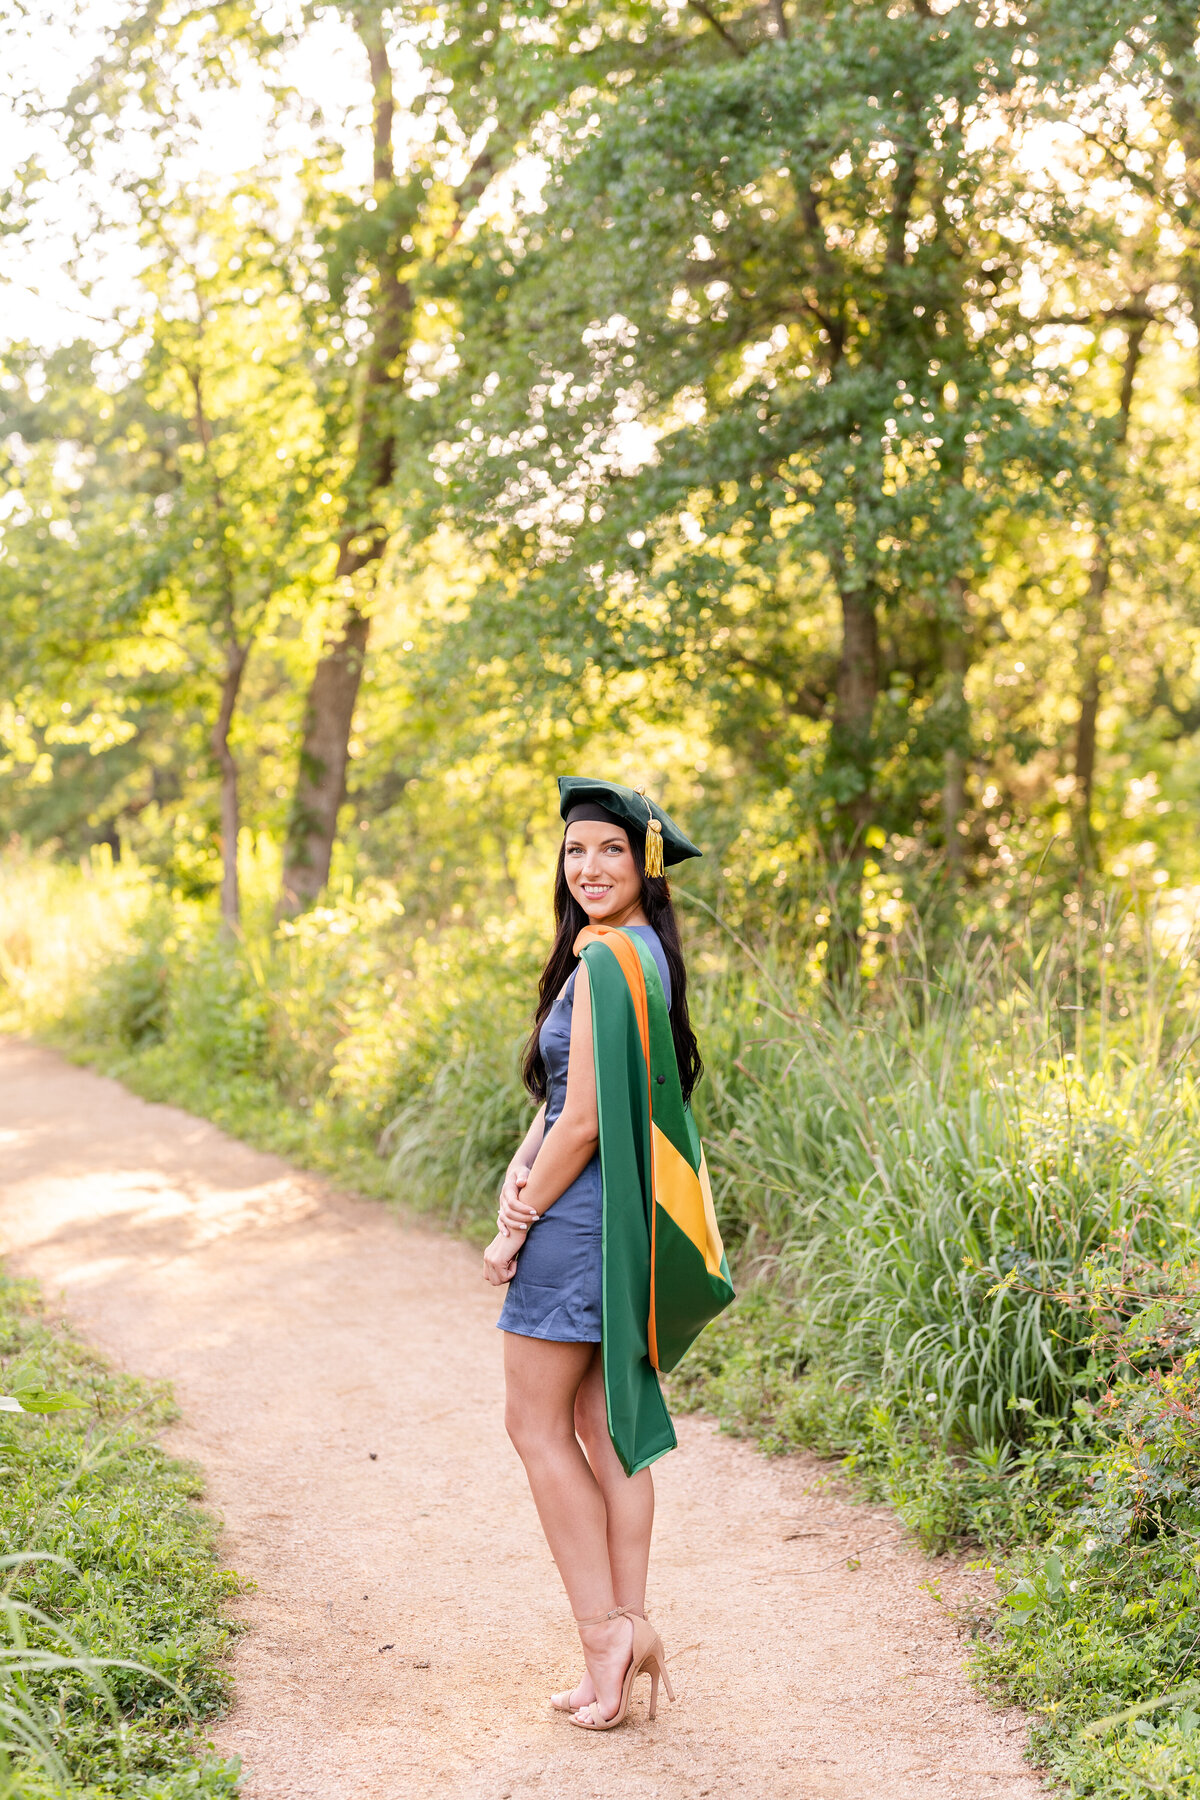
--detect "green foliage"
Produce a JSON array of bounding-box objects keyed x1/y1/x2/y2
[
  {"x1": 7, "y1": 0, "x2": 1200, "y2": 931},
  {"x1": 967, "y1": 1260, "x2": 1200, "y2": 1795},
  {"x1": 0, "y1": 851, "x2": 155, "y2": 1038},
  {"x1": 7, "y1": 3, "x2": 1200, "y2": 1788},
  {"x1": 702, "y1": 970, "x2": 1196, "y2": 1448},
  {"x1": 0, "y1": 1271, "x2": 241, "y2": 1798},
  {"x1": 0, "y1": 846, "x2": 543, "y2": 1223},
  {"x1": 20, "y1": 852, "x2": 1200, "y2": 1793},
  {"x1": 380, "y1": 1037, "x2": 529, "y2": 1238},
  {"x1": 0, "y1": 208, "x2": 331, "y2": 884}
]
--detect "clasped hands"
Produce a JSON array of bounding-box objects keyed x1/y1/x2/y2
[{"x1": 482, "y1": 1163, "x2": 539, "y2": 1286}]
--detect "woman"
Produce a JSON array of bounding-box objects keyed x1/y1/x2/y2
[{"x1": 483, "y1": 777, "x2": 733, "y2": 1731}]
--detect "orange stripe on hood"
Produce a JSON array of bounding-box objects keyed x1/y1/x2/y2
[{"x1": 573, "y1": 926, "x2": 650, "y2": 1062}]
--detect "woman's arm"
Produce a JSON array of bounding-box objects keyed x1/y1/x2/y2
[
  {"x1": 497, "y1": 1106, "x2": 545, "y2": 1234},
  {"x1": 482, "y1": 965, "x2": 599, "y2": 1284},
  {"x1": 517, "y1": 961, "x2": 598, "y2": 1219},
  {"x1": 496, "y1": 1105, "x2": 546, "y2": 1233},
  {"x1": 510, "y1": 1106, "x2": 546, "y2": 1177}
]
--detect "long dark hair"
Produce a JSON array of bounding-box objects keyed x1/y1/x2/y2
[{"x1": 522, "y1": 836, "x2": 703, "y2": 1104}]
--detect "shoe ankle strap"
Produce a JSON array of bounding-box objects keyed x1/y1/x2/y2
[{"x1": 574, "y1": 1605, "x2": 630, "y2": 1628}]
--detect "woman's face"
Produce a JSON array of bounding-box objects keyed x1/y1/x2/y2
[{"x1": 563, "y1": 820, "x2": 646, "y2": 926}]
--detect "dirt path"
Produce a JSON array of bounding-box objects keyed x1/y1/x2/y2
[{"x1": 0, "y1": 1039, "x2": 1043, "y2": 1799}]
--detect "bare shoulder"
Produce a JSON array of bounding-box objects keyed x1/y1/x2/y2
[{"x1": 568, "y1": 961, "x2": 592, "y2": 1036}]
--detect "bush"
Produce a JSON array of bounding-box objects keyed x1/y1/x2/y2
[
  {"x1": 967, "y1": 1256, "x2": 1200, "y2": 1794},
  {"x1": 10, "y1": 844, "x2": 1200, "y2": 1792}
]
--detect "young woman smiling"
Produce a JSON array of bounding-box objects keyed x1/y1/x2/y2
[{"x1": 482, "y1": 778, "x2": 731, "y2": 1732}]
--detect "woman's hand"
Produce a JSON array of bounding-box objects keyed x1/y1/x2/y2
[
  {"x1": 497, "y1": 1165, "x2": 538, "y2": 1237},
  {"x1": 483, "y1": 1231, "x2": 523, "y2": 1286}
]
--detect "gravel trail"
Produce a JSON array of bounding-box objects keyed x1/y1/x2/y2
[{"x1": 0, "y1": 1039, "x2": 1043, "y2": 1799}]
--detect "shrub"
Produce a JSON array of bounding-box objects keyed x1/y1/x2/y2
[{"x1": 10, "y1": 844, "x2": 1200, "y2": 1793}]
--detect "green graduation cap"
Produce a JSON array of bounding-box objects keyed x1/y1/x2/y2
[{"x1": 558, "y1": 776, "x2": 702, "y2": 877}]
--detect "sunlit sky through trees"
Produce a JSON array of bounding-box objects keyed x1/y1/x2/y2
[{"x1": 4, "y1": 7, "x2": 371, "y2": 347}]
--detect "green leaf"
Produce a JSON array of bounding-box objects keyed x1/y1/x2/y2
[
  {"x1": 1, "y1": 1388, "x2": 87, "y2": 1415},
  {"x1": 1044, "y1": 1552, "x2": 1064, "y2": 1600}
]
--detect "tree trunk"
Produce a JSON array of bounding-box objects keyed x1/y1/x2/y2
[
  {"x1": 211, "y1": 639, "x2": 250, "y2": 930},
  {"x1": 941, "y1": 579, "x2": 969, "y2": 872},
  {"x1": 276, "y1": 18, "x2": 501, "y2": 915},
  {"x1": 1072, "y1": 318, "x2": 1147, "y2": 871},
  {"x1": 824, "y1": 581, "x2": 879, "y2": 986},
  {"x1": 279, "y1": 602, "x2": 370, "y2": 911},
  {"x1": 278, "y1": 10, "x2": 405, "y2": 915},
  {"x1": 1072, "y1": 557, "x2": 1107, "y2": 869}
]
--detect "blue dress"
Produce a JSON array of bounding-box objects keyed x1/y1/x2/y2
[{"x1": 498, "y1": 925, "x2": 672, "y2": 1343}]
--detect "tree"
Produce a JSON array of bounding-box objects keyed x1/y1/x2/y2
[
  {"x1": 1020, "y1": 0, "x2": 1200, "y2": 871},
  {"x1": 137, "y1": 192, "x2": 331, "y2": 923},
  {"x1": 436, "y1": 0, "x2": 1067, "y2": 971},
  {"x1": 0, "y1": 192, "x2": 329, "y2": 922},
  {"x1": 277, "y1": 1, "x2": 563, "y2": 911}
]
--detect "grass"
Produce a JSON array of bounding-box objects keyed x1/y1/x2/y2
[
  {"x1": 8, "y1": 844, "x2": 1200, "y2": 1792},
  {"x1": 701, "y1": 924, "x2": 1198, "y2": 1450},
  {"x1": 0, "y1": 1267, "x2": 242, "y2": 1798}
]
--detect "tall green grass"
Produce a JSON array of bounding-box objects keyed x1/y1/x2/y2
[
  {"x1": 700, "y1": 921, "x2": 1200, "y2": 1455},
  {"x1": 3, "y1": 844, "x2": 1196, "y2": 1457},
  {"x1": 0, "y1": 848, "x2": 151, "y2": 1039},
  {"x1": 0, "y1": 846, "x2": 536, "y2": 1218},
  {"x1": 9, "y1": 844, "x2": 1200, "y2": 1792},
  {"x1": 0, "y1": 1272, "x2": 241, "y2": 1798}
]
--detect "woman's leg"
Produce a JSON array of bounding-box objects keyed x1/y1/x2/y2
[
  {"x1": 546, "y1": 1348, "x2": 657, "y2": 1713},
  {"x1": 504, "y1": 1334, "x2": 611, "y2": 1614},
  {"x1": 503, "y1": 1333, "x2": 632, "y2": 1718},
  {"x1": 574, "y1": 1350, "x2": 654, "y2": 1615}
]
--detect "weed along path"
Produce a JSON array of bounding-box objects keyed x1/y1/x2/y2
[{"x1": 0, "y1": 1039, "x2": 1042, "y2": 1800}]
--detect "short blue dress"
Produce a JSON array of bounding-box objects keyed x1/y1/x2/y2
[{"x1": 498, "y1": 925, "x2": 672, "y2": 1343}]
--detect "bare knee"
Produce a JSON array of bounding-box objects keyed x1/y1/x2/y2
[
  {"x1": 507, "y1": 1397, "x2": 573, "y2": 1467},
  {"x1": 505, "y1": 1397, "x2": 537, "y2": 1461}
]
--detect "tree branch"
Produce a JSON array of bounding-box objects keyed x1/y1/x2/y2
[
  {"x1": 441, "y1": 142, "x2": 499, "y2": 253},
  {"x1": 1033, "y1": 301, "x2": 1159, "y2": 330},
  {"x1": 729, "y1": 651, "x2": 831, "y2": 719},
  {"x1": 184, "y1": 360, "x2": 241, "y2": 644},
  {"x1": 686, "y1": 0, "x2": 746, "y2": 57},
  {"x1": 354, "y1": 8, "x2": 395, "y2": 189},
  {"x1": 886, "y1": 145, "x2": 919, "y2": 268}
]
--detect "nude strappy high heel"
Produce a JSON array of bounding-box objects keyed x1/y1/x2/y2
[
  {"x1": 550, "y1": 1608, "x2": 647, "y2": 1711},
  {"x1": 568, "y1": 1605, "x2": 676, "y2": 1730}
]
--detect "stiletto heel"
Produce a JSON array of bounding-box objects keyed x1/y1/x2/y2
[
  {"x1": 568, "y1": 1606, "x2": 676, "y2": 1730},
  {"x1": 645, "y1": 1648, "x2": 674, "y2": 1718}
]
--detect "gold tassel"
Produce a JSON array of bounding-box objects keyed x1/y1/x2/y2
[
  {"x1": 644, "y1": 818, "x2": 665, "y2": 878},
  {"x1": 636, "y1": 784, "x2": 666, "y2": 878}
]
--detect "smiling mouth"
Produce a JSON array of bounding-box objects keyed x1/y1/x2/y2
[{"x1": 581, "y1": 884, "x2": 612, "y2": 899}]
